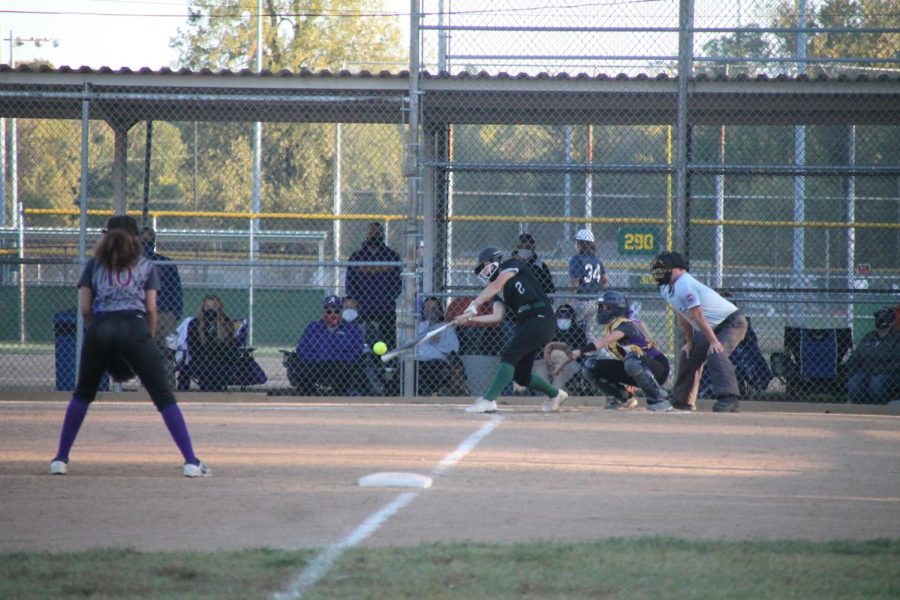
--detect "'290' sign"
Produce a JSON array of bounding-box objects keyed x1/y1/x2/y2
[{"x1": 617, "y1": 227, "x2": 659, "y2": 255}]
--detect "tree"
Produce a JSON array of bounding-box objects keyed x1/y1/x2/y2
[
  {"x1": 770, "y1": 0, "x2": 900, "y2": 72},
  {"x1": 169, "y1": 1, "x2": 406, "y2": 220},
  {"x1": 700, "y1": 25, "x2": 778, "y2": 77}
]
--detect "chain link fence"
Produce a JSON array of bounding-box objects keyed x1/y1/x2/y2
[{"x1": 1, "y1": 0, "x2": 898, "y2": 403}]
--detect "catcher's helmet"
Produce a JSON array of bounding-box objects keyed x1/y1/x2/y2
[
  {"x1": 597, "y1": 290, "x2": 629, "y2": 325},
  {"x1": 473, "y1": 246, "x2": 503, "y2": 274}
]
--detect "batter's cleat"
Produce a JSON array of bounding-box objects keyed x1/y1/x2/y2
[
  {"x1": 184, "y1": 461, "x2": 212, "y2": 478},
  {"x1": 464, "y1": 398, "x2": 498, "y2": 414},
  {"x1": 50, "y1": 460, "x2": 67, "y2": 475},
  {"x1": 605, "y1": 396, "x2": 639, "y2": 410},
  {"x1": 712, "y1": 400, "x2": 740, "y2": 413},
  {"x1": 541, "y1": 389, "x2": 569, "y2": 413},
  {"x1": 647, "y1": 399, "x2": 674, "y2": 412}
]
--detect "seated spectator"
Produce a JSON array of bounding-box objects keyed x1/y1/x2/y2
[
  {"x1": 533, "y1": 304, "x2": 594, "y2": 392},
  {"x1": 184, "y1": 295, "x2": 265, "y2": 391},
  {"x1": 287, "y1": 294, "x2": 370, "y2": 396},
  {"x1": 341, "y1": 295, "x2": 361, "y2": 327},
  {"x1": 846, "y1": 306, "x2": 900, "y2": 404},
  {"x1": 415, "y1": 297, "x2": 469, "y2": 396}
]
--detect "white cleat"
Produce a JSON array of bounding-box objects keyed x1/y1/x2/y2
[
  {"x1": 464, "y1": 398, "x2": 498, "y2": 413},
  {"x1": 50, "y1": 460, "x2": 67, "y2": 475},
  {"x1": 183, "y1": 461, "x2": 212, "y2": 478},
  {"x1": 541, "y1": 389, "x2": 569, "y2": 413}
]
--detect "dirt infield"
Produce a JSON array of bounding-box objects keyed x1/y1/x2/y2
[{"x1": 1, "y1": 397, "x2": 899, "y2": 553}]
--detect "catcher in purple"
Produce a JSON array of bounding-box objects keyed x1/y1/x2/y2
[
  {"x1": 50, "y1": 215, "x2": 210, "y2": 477},
  {"x1": 565, "y1": 291, "x2": 672, "y2": 411}
]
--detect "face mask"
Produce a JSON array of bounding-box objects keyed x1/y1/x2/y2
[
  {"x1": 203, "y1": 308, "x2": 218, "y2": 321},
  {"x1": 142, "y1": 241, "x2": 155, "y2": 257},
  {"x1": 652, "y1": 267, "x2": 672, "y2": 286},
  {"x1": 367, "y1": 235, "x2": 384, "y2": 245},
  {"x1": 477, "y1": 262, "x2": 499, "y2": 284},
  {"x1": 516, "y1": 249, "x2": 533, "y2": 261},
  {"x1": 557, "y1": 318, "x2": 572, "y2": 331},
  {"x1": 423, "y1": 309, "x2": 441, "y2": 323},
  {"x1": 342, "y1": 309, "x2": 358, "y2": 322},
  {"x1": 875, "y1": 315, "x2": 894, "y2": 330}
]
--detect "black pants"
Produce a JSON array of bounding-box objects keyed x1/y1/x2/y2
[
  {"x1": 585, "y1": 355, "x2": 669, "y2": 389},
  {"x1": 188, "y1": 342, "x2": 246, "y2": 391},
  {"x1": 75, "y1": 311, "x2": 175, "y2": 409},
  {"x1": 289, "y1": 359, "x2": 370, "y2": 396},
  {"x1": 501, "y1": 310, "x2": 556, "y2": 386},
  {"x1": 360, "y1": 312, "x2": 397, "y2": 350},
  {"x1": 417, "y1": 360, "x2": 451, "y2": 395}
]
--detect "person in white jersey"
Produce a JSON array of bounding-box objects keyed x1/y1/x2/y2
[{"x1": 652, "y1": 251, "x2": 748, "y2": 413}]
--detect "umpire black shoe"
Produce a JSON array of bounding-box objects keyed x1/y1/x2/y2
[{"x1": 712, "y1": 400, "x2": 740, "y2": 413}]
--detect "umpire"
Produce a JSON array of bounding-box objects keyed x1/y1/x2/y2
[
  {"x1": 652, "y1": 251, "x2": 748, "y2": 412},
  {"x1": 452, "y1": 246, "x2": 567, "y2": 413}
]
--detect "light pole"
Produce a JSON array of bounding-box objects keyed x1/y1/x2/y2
[{"x1": 2, "y1": 32, "x2": 60, "y2": 343}]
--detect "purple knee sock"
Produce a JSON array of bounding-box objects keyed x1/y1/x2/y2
[
  {"x1": 53, "y1": 396, "x2": 91, "y2": 463},
  {"x1": 160, "y1": 403, "x2": 198, "y2": 465}
]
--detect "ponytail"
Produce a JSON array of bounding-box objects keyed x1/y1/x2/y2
[{"x1": 94, "y1": 229, "x2": 141, "y2": 272}]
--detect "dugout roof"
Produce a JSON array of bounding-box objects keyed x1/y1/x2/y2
[{"x1": 0, "y1": 65, "x2": 899, "y2": 126}]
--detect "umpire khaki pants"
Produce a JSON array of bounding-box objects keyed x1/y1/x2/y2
[
  {"x1": 154, "y1": 311, "x2": 179, "y2": 390},
  {"x1": 671, "y1": 311, "x2": 748, "y2": 407}
]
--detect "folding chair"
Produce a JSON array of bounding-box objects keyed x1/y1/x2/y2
[{"x1": 770, "y1": 327, "x2": 853, "y2": 400}]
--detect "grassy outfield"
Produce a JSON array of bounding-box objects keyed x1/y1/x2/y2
[{"x1": 2, "y1": 538, "x2": 898, "y2": 599}]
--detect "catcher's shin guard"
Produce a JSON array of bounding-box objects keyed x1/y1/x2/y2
[{"x1": 623, "y1": 352, "x2": 661, "y2": 401}]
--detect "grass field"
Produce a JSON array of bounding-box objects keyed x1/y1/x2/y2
[
  {"x1": 2, "y1": 538, "x2": 898, "y2": 599},
  {"x1": 2, "y1": 399, "x2": 898, "y2": 599}
]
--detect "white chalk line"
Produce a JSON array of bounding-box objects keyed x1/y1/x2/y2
[{"x1": 273, "y1": 415, "x2": 503, "y2": 600}]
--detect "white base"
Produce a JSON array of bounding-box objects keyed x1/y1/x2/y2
[{"x1": 358, "y1": 472, "x2": 433, "y2": 489}]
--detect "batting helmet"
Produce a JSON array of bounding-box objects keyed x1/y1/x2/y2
[
  {"x1": 473, "y1": 246, "x2": 503, "y2": 274},
  {"x1": 597, "y1": 290, "x2": 629, "y2": 325}
]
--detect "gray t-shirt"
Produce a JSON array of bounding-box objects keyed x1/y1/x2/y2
[{"x1": 78, "y1": 257, "x2": 159, "y2": 314}]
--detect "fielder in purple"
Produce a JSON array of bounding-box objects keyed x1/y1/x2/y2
[{"x1": 50, "y1": 215, "x2": 210, "y2": 477}]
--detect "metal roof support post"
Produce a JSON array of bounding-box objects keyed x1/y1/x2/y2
[
  {"x1": 75, "y1": 84, "x2": 91, "y2": 377},
  {"x1": 673, "y1": 0, "x2": 695, "y2": 375},
  {"x1": 112, "y1": 122, "x2": 129, "y2": 216},
  {"x1": 401, "y1": 0, "x2": 423, "y2": 397},
  {"x1": 674, "y1": 0, "x2": 694, "y2": 257}
]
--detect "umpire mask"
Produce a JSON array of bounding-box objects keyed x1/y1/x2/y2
[{"x1": 651, "y1": 261, "x2": 672, "y2": 286}]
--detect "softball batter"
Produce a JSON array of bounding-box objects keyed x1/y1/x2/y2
[{"x1": 453, "y1": 246, "x2": 568, "y2": 413}]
